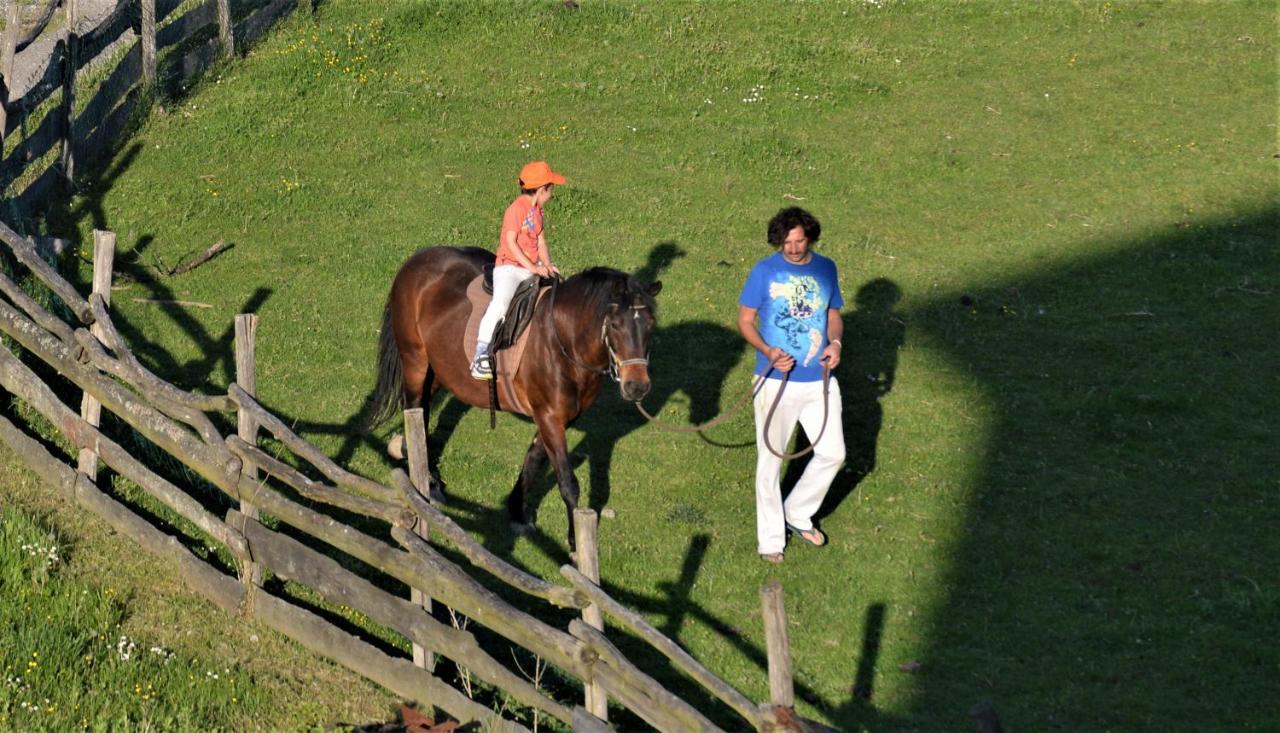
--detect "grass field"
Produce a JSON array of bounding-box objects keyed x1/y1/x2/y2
[{"x1": 1, "y1": 0, "x2": 1276, "y2": 729}]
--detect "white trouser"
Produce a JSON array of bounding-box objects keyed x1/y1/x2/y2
[
  {"x1": 476, "y1": 265, "x2": 535, "y2": 349},
  {"x1": 753, "y1": 377, "x2": 845, "y2": 555}
]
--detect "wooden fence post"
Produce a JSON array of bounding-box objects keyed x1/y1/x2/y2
[
  {"x1": 77, "y1": 230, "x2": 115, "y2": 480},
  {"x1": 760, "y1": 581, "x2": 794, "y2": 710},
  {"x1": 61, "y1": 0, "x2": 79, "y2": 185},
  {"x1": 403, "y1": 407, "x2": 434, "y2": 673},
  {"x1": 574, "y1": 507, "x2": 607, "y2": 721},
  {"x1": 141, "y1": 0, "x2": 156, "y2": 85},
  {"x1": 234, "y1": 313, "x2": 262, "y2": 586},
  {"x1": 0, "y1": 2, "x2": 18, "y2": 149},
  {"x1": 216, "y1": 0, "x2": 234, "y2": 59}
]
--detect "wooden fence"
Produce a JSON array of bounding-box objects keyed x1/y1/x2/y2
[
  {"x1": 0, "y1": 217, "x2": 833, "y2": 730},
  {"x1": 0, "y1": 0, "x2": 301, "y2": 222},
  {"x1": 0, "y1": 3, "x2": 834, "y2": 730}
]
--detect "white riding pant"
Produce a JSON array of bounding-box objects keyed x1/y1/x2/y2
[
  {"x1": 753, "y1": 377, "x2": 845, "y2": 555},
  {"x1": 476, "y1": 265, "x2": 535, "y2": 349}
]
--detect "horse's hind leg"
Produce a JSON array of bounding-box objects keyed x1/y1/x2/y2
[
  {"x1": 420, "y1": 366, "x2": 447, "y2": 502},
  {"x1": 506, "y1": 434, "x2": 547, "y2": 534}
]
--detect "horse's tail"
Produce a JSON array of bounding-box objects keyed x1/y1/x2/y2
[{"x1": 364, "y1": 297, "x2": 404, "y2": 430}]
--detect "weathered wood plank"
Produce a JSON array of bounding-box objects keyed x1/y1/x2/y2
[
  {"x1": 251, "y1": 589, "x2": 530, "y2": 733},
  {"x1": 0, "y1": 220, "x2": 92, "y2": 324},
  {"x1": 571, "y1": 707, "x2": 614, "y2": 733},
  {"x1": 86, "y1": 293, "x2": 234, "y2": 413},
  {"x1": 0, "y1": 412, "x2": 246, "y2": 616},
  {"x1": 77, "y1": 230, "x2": 114, "y2": 479},
  {"x1": 760, "y1": 581, "x2": 793, "y2": 709},
  {"x1": 0, "y1": 265, "x2": 76, "y2": 345},
  {"x1": 570, "y1": 620, "x2": 724, "y2": 733},
  {"x1": 573, "y1": 508, "x2": 607, "y2": 720},
  {"x1": 156, "y1": 1, "x2": 218, "y2": 51},
  {"x1": 561, "y1": 565, "x2": 763, "y2": 729},
  {"x1": 234, "y1": 313, "x2": 261, "y2": 585},
  {"x1": 226, "y1": 435, "x2": 409, "y2": 526},
  {"x1": 229, "y1": 383, "x2": 399, "y2": 503},
  {"x1": 0, "y1": 346, "x2": 248, "y2": 559},
  {"x1": 230, "y1": 510, "x2": 574, "y2": 726},
  {"x1": 402, "y1": 407, "x2": 433, "y2": 672},
  {"x1": 142, "y1": 0, "x2": 156, "y2": 85},
  {"x1": 226, "y1": 476, "x2": 590, "y2": 679},
  {"x1": 392, "y1": 469, "x2": 586, "y2": 610},
  {"x1": 0, "y1": 298, "x2": 242, "y2": 496}
]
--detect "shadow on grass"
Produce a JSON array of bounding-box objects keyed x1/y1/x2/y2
[
  {"x1": 896, "y1": 206, "x2": 1279, "y2": 730},
  {"x1": 782, "y1": 278, "x2": 906, "y2": 525}
]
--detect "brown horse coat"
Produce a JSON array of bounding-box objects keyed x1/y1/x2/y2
[{"x1": 368, "y1": 246, "x2": 662, "y2": 544}]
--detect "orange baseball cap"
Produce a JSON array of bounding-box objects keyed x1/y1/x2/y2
[{"x1": 519, "y1": 161, "x2": 567, "y2": 189}]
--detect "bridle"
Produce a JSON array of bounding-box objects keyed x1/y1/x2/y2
[
  {"x1": 602, "y1": 304, "x2": 651, "y2": 383},
  {"x1": 548, "y1": 278, "x2": 650, "y2": 385}
]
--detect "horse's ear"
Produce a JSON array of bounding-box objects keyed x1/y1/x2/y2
[{"x1": 646, "y1": 280, "x2": 663, "y2": 297}]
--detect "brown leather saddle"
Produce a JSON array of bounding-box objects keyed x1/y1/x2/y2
[{"x1": 463, "y1": 267, "x2": 552, "y2": 418}]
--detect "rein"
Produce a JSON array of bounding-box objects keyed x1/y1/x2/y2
[{"x1": 636, "y1": 364, "x2": 833, "y2": 461}]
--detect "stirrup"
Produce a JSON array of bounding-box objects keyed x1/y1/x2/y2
[{"x1": 470, "y1": 353, "x2": 493, "y2": 380}]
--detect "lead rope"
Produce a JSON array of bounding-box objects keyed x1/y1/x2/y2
[
  {"x1": 761, "y1": 367, "x2": 832, "y2": 460},
  {"x1": 636, "y1": 364, "x2": 832, "y2": 461}
]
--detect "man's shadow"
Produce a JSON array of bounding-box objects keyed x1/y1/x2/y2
[{"x1": 782, "y1": 278, "x2": 905, "y2": 522}]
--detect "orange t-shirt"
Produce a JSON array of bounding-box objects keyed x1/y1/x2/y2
[{"x1": 496, "y1": 196, "x2": 543, "y2": 268}]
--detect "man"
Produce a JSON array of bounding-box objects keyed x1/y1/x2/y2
[{"x1": 737, "y1": 207, "x2": 846, "y2": 563}]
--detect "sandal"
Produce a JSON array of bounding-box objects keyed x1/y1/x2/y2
[
  {"x1": 785, "y1": 523, "x2": 827, "y2": 547},
  {"x1": 760, "y1": 552, "x2": 785, "y2": 564}
]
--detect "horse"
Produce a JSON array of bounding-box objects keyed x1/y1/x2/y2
[{"x1": 366, "y1": 246, "x2": 662, "y2": 547}]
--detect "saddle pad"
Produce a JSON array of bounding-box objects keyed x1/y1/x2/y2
[{"x1": 463, "y1": 276, "x2": 548, "y2": 417}]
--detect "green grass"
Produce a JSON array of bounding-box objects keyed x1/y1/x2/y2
[
  {"x1": 0, "y1": 505, "x2": 264, "y2": 730},
  {"x1": 1, "y1": 0, "x2": 1275, "y2": 729}
]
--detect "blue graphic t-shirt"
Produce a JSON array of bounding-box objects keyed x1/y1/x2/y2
[{"x1": 739, "y1": 252, "x2": 844, "y2": 382}]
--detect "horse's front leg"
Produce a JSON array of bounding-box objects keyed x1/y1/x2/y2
[
  {"x1": 534, "y1": 412, "x2": 580, "y2": 550},
  {"x1": 507, "y1": 435, "x2": 547, "y2": 534}
]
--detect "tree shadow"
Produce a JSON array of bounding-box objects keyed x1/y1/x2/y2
[{"x1": 903, "y1": 206, "x2": 1279, "y2": 729}]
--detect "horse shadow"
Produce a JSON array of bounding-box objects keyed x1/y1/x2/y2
[
  {"x1": 782, "y1": 278, "x2": 906, "y2": 524},
  {"x1": 523, "y1": 242, "x2": 750, "y2": 516}
]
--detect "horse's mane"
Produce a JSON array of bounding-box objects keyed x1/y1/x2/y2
[{"x1": 560, "y1": 266, "x2": 657, "y2": 315}]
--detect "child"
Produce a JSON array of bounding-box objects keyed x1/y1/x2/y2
[{"x1": 471, "y1": 161, "x2": 567, "y2": 380}]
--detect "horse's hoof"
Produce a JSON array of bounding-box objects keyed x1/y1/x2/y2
[
  {"x1": 509, "y1": 522, "x2": 534, "y2": 537},
  {"x1": 387, "y1": 433, "x2": 405, "y2": 460}
]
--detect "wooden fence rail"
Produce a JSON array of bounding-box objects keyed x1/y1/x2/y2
[
  {"x1": 0, "y1": 9, "x2": 833, "y2": 728},
  {"x1": 1, "y1": 0, "x2": 299, "y2": 215},
  {"x1": 0, "y1": 217, "x2": 825, "y2": 730},
  {"x1": 0, "y1": 0, "x2": 842, "y2": 700}
]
